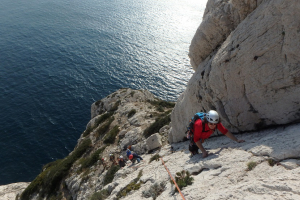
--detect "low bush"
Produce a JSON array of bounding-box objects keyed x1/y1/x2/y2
[
  {"x1": 103, "y1": 165, "x2": 120, "y2": 186},
  {"x1": 104, "y1": 126, "x2": 120, "y2": 144},
  {"x1": 95, "y1": 112, "x2": 113, "y2": 127},
  {"x1": 267, "y1": 159, "x2": 276, "y2": 167},
  {"x1": 95, "y1": 117, "x2": 114, "y2": 139},
  {"x1": 111, "y1": 100, "x2": 120, "y2": 111},
  {"x1": 90, "y1": 189, "x2": 110, "y2": 200},
  {"x1": 111, "y1": 92, "x2": 117, "y2": 98},
  {"x1": 130, "y1": 91, "x2": 135, "y2": 97},
  {"x1": 79, "y1": 146, "x2": 106, "y2": 171},
  {"x1": 156, "y1": 105, "x2": 164, "y2": 112},
  {"x1": 116, "y1": 170, "x2": 143, "y2": 199},
  {"x1": 144, "y1": 114, "x2": 171, "y2": 138},
  {"x1": 127, "y1": 109, "x2": 136, "y2": 118},
  {"x1": 170, "y1": 170, "x2": 194, "y2": 193},
  {"x1": 82, "y1": 124, "x2": 93, "y2": 137},
  {"x1": 147, "y1": 100, "x2": 175, "y2": 108},
  {"x1": 20, "y1": 138, "x2": 91, "y2": 200},
  {"x1": 247, "y1": 161, "x2": 257, "y2": 171},
  {"x1": 142, "y1": 181, "x2": 166, "y2": 200},
  {"x1": 83, "y1": 112, "x2": 113, "y2": 137},
  {"x1": 117, "y1": 182, "x2": 141, "y2": 199},
  {"x1": 149, "y1": 154, "x2": 160, "y2": 163},
  {"x1": 95, "y1": 100, "x2": 102, "y2": 106}
]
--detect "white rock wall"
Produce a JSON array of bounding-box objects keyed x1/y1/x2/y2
[
  {"x1": 0, "y1": 182, "x2": 29, "y2": 200},
  {"x1": 171, "y1": 0, "x2": 300, "y2": 143}
]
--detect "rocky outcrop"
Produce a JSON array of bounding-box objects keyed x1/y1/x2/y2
[
  {"x1": 0, "y1": 182, "x2": 29, "y2": 200},
  {"x1": 189, "y1": 0, "x2": 263, "y2": 70},
  {"x1": 171, "y1": 0, "x2": 300, "y2": 143},
  {"x1": 89, "y1": 123, "x2": 300, "y2": 200},
  {"x1": 16, "y1": 89, "x2": 173, "y2": 200},
  {"x1": 8, "y1": 89, "x2": 300, "y2": 200},
  {"x1": 146, "y1": 133, "x2": 162, "y2": 151}
]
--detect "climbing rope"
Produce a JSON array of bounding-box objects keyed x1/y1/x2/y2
[{"x1": 160, "y1": 157, "x2": 186, "y2": 200}]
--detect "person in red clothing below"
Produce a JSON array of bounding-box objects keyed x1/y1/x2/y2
[{"x1": 193, "y1": 110, "x2": 245, "y2": 158}]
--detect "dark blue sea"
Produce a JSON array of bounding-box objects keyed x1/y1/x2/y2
[{"x1": 0, "y1": 0, "x2": 206, "y2": 185}]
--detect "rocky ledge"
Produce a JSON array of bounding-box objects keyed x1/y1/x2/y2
[
  {"x1": 5, "y1": 88, "x2": 300, "y2": 200},
  {"x1": 0, "y1": 182, "x2": 29, "y2": 200}
]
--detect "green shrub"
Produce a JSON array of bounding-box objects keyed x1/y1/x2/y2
[
  {"x1": 104, "y1": 126, "x2": 120, "y2": 144},
  {"x1": 90, "y1": 189, "x2": 110, "y2": 200},
  {"x1": 130, "y1": 91, "x2": 135, "y2": 97},
  {"x1": 147, "y1": 100, "x2": 175, "y2": 108},
  {"x1": 95, "y1": 112, "x2": 113, "y2": 127},
  {"x1": 267, "y1": 159, "x2": 276, "y2": 167},
  {"x1": 42, "y1": 159, "x2": 63, "y2": 171},
  {"x1": 156, "y1": 105, "x2": 164, "y2": 112},
  {"x1": 127, "y1": 109, "x2": 136, "y2": 118},
  {"x1": 142, "y1": 182, "x2": 166, "y2": 200},
  {"x1": 82, "y1": 113, "x2": 113, "y2": 137},
  {"x1": 170, "y1": 170, "x2": 194, "y2": 193},
  {"x1": 95, "y1": 117, "x2": 114, "y2": 139},
  {"x1": 137, "y1": 170, "x2": 143, "y2": 179},
  {"x1": 103, "y1": 165, "x2": 120, "y2": 186},
  {"x1": 83, "y1": 124, "x2": 93, "y2": 137},
  {"x1": 111, "y1": 100, "x2": 120, "y2": 111},
  {"x1": 117, "y1": 182, "x2": 141, "y2": 199},
  {"x1": 111, "y1": 92, "x2": 117, "y2": 98},
  {"x1": 79, "y1": 146, "x2": 106, "y2": 171},
  {"x1": 247, "y1": 161, "x2": 257, "y2": 171},
  {"x1": 116, "y1": 170, "x2": 143, "y2": 199},
  {"x1": 95, "y1": 100, "x2": 102, "y2": 106},
  {"x1": 144, "y1": 114, "x2": 171, "y2": 138},
  {"x1": 149, "y1": 154, "x2": 160, "y2": 163},
  {"x1": 21, "y1": 139, "x2": 91, "y2": 200}
]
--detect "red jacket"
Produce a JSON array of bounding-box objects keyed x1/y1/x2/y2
[{"x1": 193, "y1": 119, "x2": 228, "y2": 143}]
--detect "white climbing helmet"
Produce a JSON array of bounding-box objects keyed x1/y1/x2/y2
[
  {"x1": 206, "y1": 110, "x2": 219, "y2": 124},
  {"x1": 120, "y1": 155, "x2": 123, "y2": 159}
]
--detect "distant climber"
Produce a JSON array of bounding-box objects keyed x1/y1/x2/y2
[
  {"x1": 126, "y1": 146, "x2": 132, "y2": 158},
  {"x1": 118, "y1": 155, "x2": 127, "y2": 168},
  {"x1": 128, "y1": 152, "x2": 143, "y2": 164},
  {"x1": 109, "y1": 153, "x2": 117, "y2": 166},
  {"x1": 100, "y1": 158, "x2": 107, "y2": 169},
  {"x1": 190, "y1": 110, "x2": 245, "y2": 158}
]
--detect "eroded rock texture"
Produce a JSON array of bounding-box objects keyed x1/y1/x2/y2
[{"x1": 171, "y1": 0, "x2": 300, "y2": 143}]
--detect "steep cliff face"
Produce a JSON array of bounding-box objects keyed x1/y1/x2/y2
[
  {"x1": 171, "y1": 0, "x2": 300, "y2": 143},
  {"x1": 18, "y1": 89, "x2": 174, "y2": 200},
  {"x1": 8, "y1": 1, "x2": 300, "y2": 199},
  {"x1": 189, "y1": 0, "x2": 263, "y2": 70},
  {"x1": 12, "y1": 89, "x2": 300, "y2": 200}
]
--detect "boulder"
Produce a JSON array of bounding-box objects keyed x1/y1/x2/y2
[
  {"x1": 132, "y1": 141, "x2": 148, "y2": 155},
  {"x1": 119, "y1": 127, "x2": 143, "y2": 150},
  {"x1": 146, "y1": 133, "x2": 162, "y2": 151},
  {"x1": 171, "y1": 0, "x2": 300, "y2": 143}
]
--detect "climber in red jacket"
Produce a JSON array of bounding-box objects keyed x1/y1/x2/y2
[{"x1": 193, "y1": 110, "x2": 245, "y2": 158}]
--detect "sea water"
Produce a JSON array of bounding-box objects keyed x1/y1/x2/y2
[{"x1": 0, "y1": 0, "x2": 207, "y2": 185}]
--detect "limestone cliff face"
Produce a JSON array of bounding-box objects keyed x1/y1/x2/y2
[
  {"x1": 170, "y1": 0, "x2": 300, "y2": 143},
  {"x1": 10, "y1": 89, "x2": 300, "y2": 200},
  {"x1": 0, "y1": 182, "x2": 29, "y2": 200},
  {"x1": 17, "y1": 89, "x2": 173, "y2": 200}
]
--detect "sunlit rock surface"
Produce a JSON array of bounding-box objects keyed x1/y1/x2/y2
[
  {"x1": 0, "y1": 182, "x2": 29, "y2": 200},
  {"x1": 171, "y1": 0, "x2": 300, "y2": 143}
]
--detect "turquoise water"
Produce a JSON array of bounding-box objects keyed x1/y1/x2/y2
[{"x1": 0, "y1": 0, "x2": 206, "y2": 185}]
